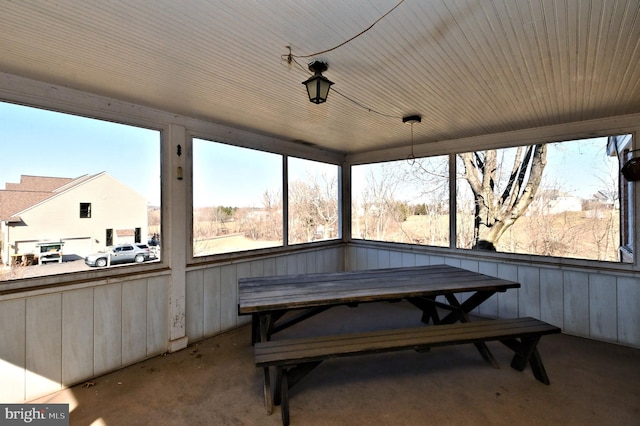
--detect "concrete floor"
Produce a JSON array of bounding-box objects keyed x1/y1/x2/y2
[{"x1": 36, "y1": 301, "x2": 639, "y2": 426}]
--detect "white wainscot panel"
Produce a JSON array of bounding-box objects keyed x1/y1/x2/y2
[
  {"x1": 26, "y1": 293, "x2": 62, "y2": 400},
  {"x1": 497, "y1": 263, "x2": 519, "y2": 318},
  {"x1": 220, "y1": 264, "x2": 238, "y2": 330},
  {"x1": 588, "y1": 274, "x2": 618, "y2": 343},
  {"x1": 147, "y1": 276, "x2": 169, "y2": 356},
  {"x1": 563, "y1": 270, "x2": 590, "y2": 337},
  {"x1": 539, "y1": 268, "x2": 563, "y2": 327},
  {"x1": 122, "y1": 280, "x2": 148, "y2": 365},
  {"x1": 617, "y1": 276, "x2": 640, "y2": 347},
  {"x1": 203, "y1": 267, "x2": 222, "y2": 337},
  {"x1": 94, "y1": 284, "x2": 122, "y2": 376},
  {"x1": 477, "y1": 262, "x2": 499, "y2": 318},
  {"x1": 518, "y1": 266, "x2": 541, "y2": 319},
  {"x1": 0, "y1": 299, "x2": 26, "y2": 402},
  {"x1": 62, "y1": 288, "x2": 94, "y2": 386},
  {"x1": 186, "y1": 269, "x2": 205, "y2": 341}
]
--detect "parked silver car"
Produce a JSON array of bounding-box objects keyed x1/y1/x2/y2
[{"x1": 85, "y1": 243, "x2": 151, "y2": 267}]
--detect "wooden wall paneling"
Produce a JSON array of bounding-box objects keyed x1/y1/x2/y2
[
  {"x1": 617, "y1": 276, "x2": 640, "y2": 348},
  {"x1": 0, "y1": 299, "x2": 26, "y2": 402},
  {"x1": 249, "y1": 259, "x2": 265, "y2": 278},
  {"x1": 376, "y1": 249, "x2": 390, "y2": 269},
  {"x1": 518, "y1": 266, "x2": 541, "y2": 319},
  {"x1": 93, "y1": 284, "x2": 122, "y2": 376},
  {"x1": 389, "y1": 250, "x2": 403, "y2": 267},
  {"x1": 26, "y1": 293, "x2": 62, "y2": 400},
  {"x1": 563, "y1": 270, "x2": 590, "y2": 337},
  {"x1": 305, "y1": 252, "x2": 316, "y2": 274},
  {"x1": 235, "y1": 262, "x2": 251, "y2": 326},
  {"x1": 539, "y1": 268, "x2": 564, "y2": 327},
  {"x1": 186, "y1": 270, "x2": 205, "y2": 341},
  {"x1": 477, "y1": 261, "x2": 499, "y2": 318},
  {"x1": 497, "y1": 263, "x2": 519, "y2": 318},
  {"x1": 588, "y1": 274, "x2": 618, "y2": 343},
  {"x1": 416, "y1": 254, "x2": 447, "y2": 266},
  {"x1": 122, "y1": 280, "x2": 148, "y2": 365},
  {"x1": 203, "y1": 267, "x2": 222, "y2": 337},
  {"x1": 286, "y1": 253, "x2": 300, "y2": 274},
  {"x1": 220, "y1": 264, "x2": 238, "y2": 330},
  {"x1": 401, "y1": 251, "x2": 416, "y2": 267},
  {"x1": 62, "y1": 288, "x2": 94, "y2": 386},
  {"x1": 262, "y1": 257, "x2": 276, "y2": 277},
  {"x1": 147, "y1": 276, "x2": 169, "y2": 356},
  {"x1": 275, "y1": 255, "x2": 288, "y2": 275}
]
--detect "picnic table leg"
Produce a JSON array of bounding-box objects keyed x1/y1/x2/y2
[
  {"x1": 259, "y1": 314, "x2": 272, "y2": 342},
  {"x1": 500, "y1": 336, "x2": 551, "y2": 385},
  {"x1": 280, "y1": 368, "x2": 290, "y2": 426},
  {"x1": 263, "y1": 367, "x2": 273, "y2": 414},
  {"x1": 444, "y1": 294, "x2": 499, "y2": 369}
]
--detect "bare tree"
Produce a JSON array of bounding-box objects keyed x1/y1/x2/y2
[
  {"x1": 289, "y1": 172, "x2": 338, "y2": 243},
  {"x1": 358, "y1": 164, "x2": 404, "y2": 241},
  {"x1": 458, "y1": 144, "x2": 547, "y2": 249}
]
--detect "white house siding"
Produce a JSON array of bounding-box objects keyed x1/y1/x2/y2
[
  {"x1": 347, "y1": 244, "x2": 640, "y2": 349},
  {"x1": 8, "y1": 173, "x2": 148, "y2": 260},
  {"x1": 0, "y1": 275, "x2": 169, "y2": 402}
]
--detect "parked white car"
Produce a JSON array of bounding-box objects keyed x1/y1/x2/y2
[{"x1": 84, "y1": 243, "x2": 151, "y2": 267}]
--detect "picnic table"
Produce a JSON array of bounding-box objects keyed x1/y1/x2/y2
[
  {"x1": 238, "y1": 264, "x2": 563, "y2": 426},
  {"x1": 238, "y1": 264, "x2": 520, "y2": 344}
]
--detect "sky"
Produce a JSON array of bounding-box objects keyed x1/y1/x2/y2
[
  {"x1": 1, "y1": 100, "x2": 622, "y2": 209},
  {"x1": 0, "y1": 100, "x2": 338, "y2": 209},
  {"x1": 0, "y1": 101, "x2": 161, "y2": 204},
  {"x1": 192, "y1": 138, "x2": 340, "y2": 208}
]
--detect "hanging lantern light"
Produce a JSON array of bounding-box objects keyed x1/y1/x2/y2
[{"x1": 302, "y1": 61, "x2": 334, "y2": 104}]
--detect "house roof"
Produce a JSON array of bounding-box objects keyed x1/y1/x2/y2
[
  {"x1": 0, "y1": 174, "x2": 92, "y2": 221},
  {"x1": 0, "y1": 1, "x2": 638, "y2": 155}
]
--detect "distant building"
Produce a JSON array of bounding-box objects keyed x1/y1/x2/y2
[
  {"x1": 528, "y1": 190, "x2": 583, "y2": 215},
  {"x1": 0, "y1": 173, "x2": 148, "y2": 265}
]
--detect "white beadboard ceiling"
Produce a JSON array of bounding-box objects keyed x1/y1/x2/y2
[{"x1": 0, "y1": 0, "x2": 639, "y2": 154}]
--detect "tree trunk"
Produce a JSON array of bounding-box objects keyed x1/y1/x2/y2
[{"x1": 459, "y1": 144, "x2": 547, "y2": 250}]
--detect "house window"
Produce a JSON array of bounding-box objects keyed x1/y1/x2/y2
[
  {"x1": 0, "y1": 101, "x2": 161, "y2": 283},
  {"x1": 80, "y1": 202, "x2": 92, "y2": 218},
  {"x1": 135, "y1": 227, "x2": 141, "y2": 243}
]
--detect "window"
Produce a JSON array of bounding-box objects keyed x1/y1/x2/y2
[
  {"x1": 192, "y1": 139, "x2": 283, "y2": 256},
  {"x1": 608, "y1": 134, "x2": 634, "y2": 262},
  {"x1": 457, "y1": 137, "x2": 626, "y2": 262},
  {"x1": 352, "y1": 156, "x2": 449, "y2": 246},
  {"x1": 351, "y1": 135, "x2": 631, "y2": 264},
  {"x1": 135, "y1": 227, "x2": 141, "y2": 244},
  {"x1": 288, "y1": 157, "x2": 340, "y2": 244},
  {"x1": 0, "y1": 102, "x2": 161, "y2": 282},
  {"x1": 80, "y1": 202, "x2": 92, "y2": 218}
]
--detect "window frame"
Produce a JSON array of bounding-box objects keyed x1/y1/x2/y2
[
  {"x1": 79, "y1": 202, "x2": 92, "y2": 218},
  {"x1": 348, "y1": 132, "x2": 637, "y2": 269},
  {"x1": 0, "y1": 99, "x2": 165, "y2": 290},
  {"x1": 189, "y1": 136, "x2": 344, "y2": 263}
]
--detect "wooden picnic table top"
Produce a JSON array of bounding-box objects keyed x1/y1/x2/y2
[{"x1": 238, "y1": 264, "x2": 520, "y2": 315}]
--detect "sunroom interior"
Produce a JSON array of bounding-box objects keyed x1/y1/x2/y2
[{"x1": 0, "y1": 0, "x2": 639, "y2": 415}]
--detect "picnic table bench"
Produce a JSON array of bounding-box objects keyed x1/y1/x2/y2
[{"x1": 255, "y1": 317, "x2": 561, "y2": 426}]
